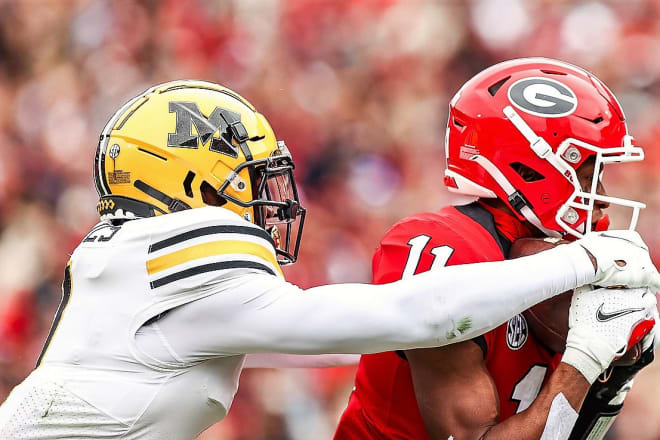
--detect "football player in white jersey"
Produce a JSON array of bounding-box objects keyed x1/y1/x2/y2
[{"x1": 0, "y1": 80, "x2": 658, "y2": 439}]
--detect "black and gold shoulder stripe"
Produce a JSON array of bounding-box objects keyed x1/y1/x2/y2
[
  {"x1": 149, "y1": 225, "x2": 273, "y2": 253},
  {"x1": 150, "y1": 260, "x2": 276, "y2": 289},
  {"x1": 146, "y1": 224, "x2": 283, "y2": 288}
]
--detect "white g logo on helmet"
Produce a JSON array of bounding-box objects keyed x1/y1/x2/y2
[{"x1": 508, "y1": 77, "x2": 578, "y2": 118}]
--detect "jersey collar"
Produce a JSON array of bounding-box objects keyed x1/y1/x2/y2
[{"x1": 478, "y1": 201, "x2": 536, "y2": 242}]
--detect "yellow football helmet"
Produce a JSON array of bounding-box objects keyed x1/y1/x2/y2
[{"x1": 94, "y1": 80, "x2": 305, "y2": 264}]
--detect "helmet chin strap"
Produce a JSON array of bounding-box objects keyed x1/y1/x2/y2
[
  {"x1": 501, "y1": 105, "x2": 592, "y2": 237},
  {"x1": 469, "y1": 154, "x2": 561, "y2": 238},
  {"x1": 502, "y1": 106, "x2": 647, "y2": 237},
  {"x1": 503, "y1": 106, "x2": 577, "y2": 179}
]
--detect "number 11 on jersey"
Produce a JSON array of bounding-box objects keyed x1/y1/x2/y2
[{"x1": 402, "y1": 235, "x2": 454, "y2": 279}]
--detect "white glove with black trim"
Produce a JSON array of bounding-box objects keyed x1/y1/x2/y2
[
  {"x1": 574, "y1": 230, "x2": 660, "y2": 291},
  {"x1": 643, "y1": 299, "x2": 659, "y2": 352},
  {"x1": 562, "y1": 286, "x2": 656, "y2": 384},
  {"x1": 566, "y1": 296, "x2": 657, "y2": 440}
]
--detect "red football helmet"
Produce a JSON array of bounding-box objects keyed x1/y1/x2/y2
[{"x1": 444, "y1": 58, "x2": 645, "y2": 237}]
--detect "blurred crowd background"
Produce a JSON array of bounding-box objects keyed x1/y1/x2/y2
[{"x1": 1, "y1": 0, "x2": 660, "y2": 438}]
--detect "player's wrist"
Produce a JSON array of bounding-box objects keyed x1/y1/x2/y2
[
  {"x1": 560, "y1": 242, "x2": 598, "y2": 287},
  {"x1": 562, "y1": 324, "x2": 619, "y2": 385},
  {"x1": 561, "y1": 345, "x2": 604, "y2": 384},
  {"x1": 579, "y1": 246, "x2": 598, "y2": 274}
]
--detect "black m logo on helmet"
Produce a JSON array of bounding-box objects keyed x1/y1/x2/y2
[
  {"x1": 168, "y1": 101, "x2": 249, "y2": 158},
  {"x1": 508, "y1": 77, "x2": 577, "y2": 118}
]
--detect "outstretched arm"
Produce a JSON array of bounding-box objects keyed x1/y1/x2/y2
[
  {"x1": 145, "y1": 242, "x2": 593, "y2": 360},
  {"x1": 139, "y1": 233, "x2": 658, "y2": 360}
]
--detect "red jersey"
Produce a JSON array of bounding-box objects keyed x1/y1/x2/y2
[{"x1": 334, "y1": 203, "x2": 562, "y2": 440}]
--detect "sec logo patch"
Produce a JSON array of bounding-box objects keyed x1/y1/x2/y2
[{"x1": 506, "y1": 314, "x2": 528, "y2": 350}]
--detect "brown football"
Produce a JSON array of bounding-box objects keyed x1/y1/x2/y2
[{"x1": 509, "y1": 237, "x2": 641, "y2": 365}]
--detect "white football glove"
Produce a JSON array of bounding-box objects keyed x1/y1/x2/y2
[
  {"x1": 642, "y1": 299, "x2": 659, "y2": 353},
  {"x1": 573, "y1": 230, "x2": 660, "y2": 291},
  {"x1": 562, "y1": 286, "x2": 656, "y2": 383}
]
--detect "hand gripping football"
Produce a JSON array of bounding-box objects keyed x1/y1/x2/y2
[{"x1": 509, "y1": 237, "x2": 643, "y2": 364}]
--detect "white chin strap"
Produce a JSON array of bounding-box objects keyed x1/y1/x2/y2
[
  {"x1": 469, "y1": 154, "x2": 561, "y2": 237},
  {"x1": 502, "y1": 106, "x2": 577, "y2": 178},
  {"x1": 501, "y1": 106, "x2": 644, "y2": 238}
]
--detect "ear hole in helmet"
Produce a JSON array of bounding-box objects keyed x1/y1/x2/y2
[
  {"x1": 183, "y1": 171, "x2": 195, "y2": 198},
  {"x1": 510, "y1": 162, "x2": 545, "y2": 182},
  {"x1": 200, "y1": 181, "x2": 227, "y2": 207},
  {"x1": 487, "y1": 76, "x2": 511, "y2": 96}
]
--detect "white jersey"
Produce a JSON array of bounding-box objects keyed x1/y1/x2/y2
[
  {"x1": 0, "y1": 207, "x2": 284, "y2": 439},
  {"x1": 0, "y1": 206, "x2": 597, "y2": 439}
]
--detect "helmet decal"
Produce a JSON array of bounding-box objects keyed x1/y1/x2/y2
[
  {"x1": 107, "y1": 143, "x2": 131, "y2": 185},
  {"x1": 508, "y1": 77, "x2": 577, "y2": 118},
  {"x1": 167, "y1": 101, "x2": 243, "y2": 158},
  {"x1": 109, "y1": 144, "x2": 120, "y2": 159}
]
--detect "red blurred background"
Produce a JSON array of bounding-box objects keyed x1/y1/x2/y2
[{"x1": 1, "y1": 1, "x2": 660, "y2": 438}]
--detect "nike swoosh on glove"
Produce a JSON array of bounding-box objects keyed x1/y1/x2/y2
[
  {"x1": 573, "y1": 230, "x2": 660, "y2": 291},
  {"x1": 562, "y1": 286, "x2": 656, "y2": 384}
]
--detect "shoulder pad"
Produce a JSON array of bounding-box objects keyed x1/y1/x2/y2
[{"x1": 136, "y1": 207, "x2": 283, "y2": 290}]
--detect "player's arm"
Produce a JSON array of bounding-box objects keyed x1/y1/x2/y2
[
  {"x1": 149, "y1": 243, "x2": 586, "y2": 357},
  {"x1": 406, "y1": 342, "x2": 589, "y2": 440},
  {"x1": 146, "y1": 231, "x2": 658, "y2": 358},
  {"x1": 407, "y1": 286, "x2": 656, "y2": 440}
]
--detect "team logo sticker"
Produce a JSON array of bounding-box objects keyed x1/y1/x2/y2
[
  {"x1": 508, "y1": 77, "x2": 577, "y2": 118},
  {"x1": 167, "y1": 101, "x2": 241, "y2": 158},
  {"x1": 107, "y1": 143, "x2": 131, "y2": 184},
  {"x1": 109, "y1": 144, "x2": 120, "y2": 159},
  {"x1": 109, "y1": 170, "x2": 131, "y2": 184},
  {"x1": 506, "y1": 314, "x2": 528, "y2": 350}
]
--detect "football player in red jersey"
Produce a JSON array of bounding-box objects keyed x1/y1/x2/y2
[{"x1": 333, "y1": 58, "x2": 656, "y2": 440}]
